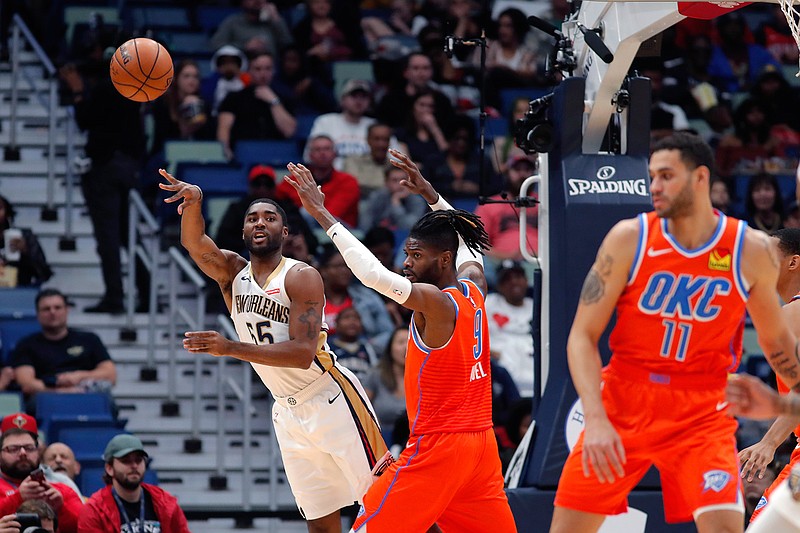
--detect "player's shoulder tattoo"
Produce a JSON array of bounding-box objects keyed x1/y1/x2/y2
[{"x1": 580, "y1": 246, "x2": 613, "y2": 304}]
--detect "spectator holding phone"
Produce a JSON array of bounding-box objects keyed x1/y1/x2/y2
[{"x1": 0, "y1": 414, "x2": 83, "y2": 533}]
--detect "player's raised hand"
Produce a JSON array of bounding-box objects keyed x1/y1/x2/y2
[
  {"x1": 158, "y1": 168, "x2": 202, "y2": 215},
  {"x1": 388, "y1": 149, "x2": 437, "y2": 203},
  {"x1": 183, "y1": 330, "x2": 231, "y2": 356},
  {"x1": 726, "y1": 374, "x2": 783, "y2": 420},
  {"x1": 581, "y1": 416, "x2": 626, "y2": 483},
  {"x1": 284, "y1": 163, "x2": 326, "y2": 215},
  {"x1": 739, "y1": 440, "x2": 776, "y2": 482}
]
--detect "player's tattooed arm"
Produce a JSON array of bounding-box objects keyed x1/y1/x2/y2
[
  {"x1": 297, "y1": 300, "x2": 322, "y2": 340},
  {"x1": 580, "y1": 246, "x2": 613, "y2": 304}
]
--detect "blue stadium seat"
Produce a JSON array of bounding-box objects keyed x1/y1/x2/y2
[
  {"x1": 0, "y1": 317, "x2": 40, "y2": 364},
  {"x1": 0, "y1": 288, "x2": 38, "y2": 319},
  {"x1": 234, "y1": 140, "x2": 301, "y2": 168},
  {"x1": 294, "y1": 114, "x2": 318, "y2": 143},
  {"x1": 59, "y1": 427, "x2": 129, "y2": 466},
  {"x1": 35, "y1": 392, "x2": 117, "y2": 442},
  {"x1": 175, "y1": 163, "x2": 248, "y2": 196},
  {"x1": 77, "y1": 456, "x2": 160, "y2": 497},
  {"x1": 126, "y1": 6, "x2": 192, "y2": 30},
  {"x1": 159, "y1": 31, "x2": 210, "y2": 56}
]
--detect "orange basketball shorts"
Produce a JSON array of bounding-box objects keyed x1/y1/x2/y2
[
  {"x1": 555, "y1": 369, "x2": 742, "y2": 523},
  {"x1": 351, "y1": 429, "x2": 517, "y2": 532}
]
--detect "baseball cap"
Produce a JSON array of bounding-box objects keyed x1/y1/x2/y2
[
  {"x1": 1, "y1": 413, "x2": 38, "y2": 435},
  {"x1": 497, "y1": 259, "x2": 525, "y2": 281},
  {"x1": 103, "y1": 434, "x2": 148, "y2": 462},
  {"x1": 507, "y1": 154, "x2": 536, "y2": 170},
  {"x1": 248, "y1": 164, "x2": 276, "y2": 184},
  {"x1": 341, "y1": 79, "x2": 372, "y2": 97}
]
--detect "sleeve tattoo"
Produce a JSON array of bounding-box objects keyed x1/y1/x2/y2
[{"x1": 580, "y1": 250, "x2": 613, "y2": 304}]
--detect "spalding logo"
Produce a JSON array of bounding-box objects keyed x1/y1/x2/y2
[
  {"x1": 119, "y1": 44, "x2": 132, "y2": 65},
  {"x1": 597, "y1": 166, "x2": 616, "y2": 180}
]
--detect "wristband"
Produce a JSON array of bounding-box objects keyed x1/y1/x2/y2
[{"x1": 428, "y1": 194, "x2": 454, "y2": 212}]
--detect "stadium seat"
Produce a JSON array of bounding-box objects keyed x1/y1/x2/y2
[
  {"x1": 164, "y1": 140, "x2": 227, "y2": 174},
  {"x1": 294, "y1": 113, "x2": 318, "y2": 143},
  {"x1": 158, "y1": 31, "x2": 210, "y2": 56},
  {"x1": 175, "y1": 163, "x2": 248, "y2": 196},
  {"x1": 77, "y1": 455, "x2": 160, "y2": 497},
  {"x1": 196, "y1": 6, "x2": 239, "y2": 34},
  {"x1": 59, "y1": 427, "x2": 129, "y2": 466},
  {"x1": 234, "y1": 140, "x2": 301, "y2": 168},
  {"x1": 126, "y1": 6, "x2": 192, "y2": 31},
  {"x1": 35, "y1": 392, "x2": 117, "y2": 442},
  {"x1": 0, "y1": 288, "x2": 38, "y2": 319},
  {"x1": 0, "y1": 392, "x2": 23, "y2": 418},
  {"x1": 0, "y1": 317, "x2": 40, "y2": 364}
]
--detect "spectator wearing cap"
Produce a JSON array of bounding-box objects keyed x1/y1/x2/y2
[
  {"x1": 214, "y1": 164, "x2": 316, "y2": 260},
  {"x1": 10, "y1": 288, "x2": 117, "y2": 407},
  {"x1": 78, "y1": 434, "x2": 189, "y2": 533},
  {"x1": 485, "y1": 261, "x2": 534, "y2": 397},
  {"x1": 359, "y1": 164, "x2": 428, "y2": 233},
  {"x1": 209, "y1": 0, "x2": 292, "y2": 59},
  {"x1": 276, "y1": 135, "x2": 361, "y2": 228},
  {"x1": 201, "y1": 45, "x2": 251, "y2": 117},
  {"x1": 0, "y1": 414, "x2": 83, "y2": 533},
  {"x1": 474, "y1": 155, "x2": 539, "y2": 260},
  {"x1": 304, "y1": 80, "x2": 404, "y2": 170}
]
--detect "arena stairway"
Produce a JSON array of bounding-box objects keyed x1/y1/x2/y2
[{"x1": 0, "y1": 49, "x2": 308, "y2": 530}]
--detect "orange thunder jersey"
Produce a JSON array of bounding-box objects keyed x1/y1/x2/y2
[
  {"x1": 405, "y1": 279, "x2": 493, "y2": 436},
  {"x1": 609, "y1": 211, "x2": 747, "y2": 381}
]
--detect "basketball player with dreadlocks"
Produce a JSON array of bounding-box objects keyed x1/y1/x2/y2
[{"x1": 284, "y1": 149, "x2": 517, "y2": 533}]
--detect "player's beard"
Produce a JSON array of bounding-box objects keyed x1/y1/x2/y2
[
  {"x1": 655, "y1": 178, "x2": 694, "y2": 219},
  {"x1": 245, "y1": 233, "x2": 282, "y2": 258}
]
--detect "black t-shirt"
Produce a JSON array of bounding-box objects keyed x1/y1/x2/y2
[
  {"x1": 10, "y1": 329, "x2": 112, "y2": 385},
  {"x1": 218, "y1": 85, "x2": 291, "y2": 147},
  {"x1": 118, "y1": 488, "x2": 160, "y2": 533}
]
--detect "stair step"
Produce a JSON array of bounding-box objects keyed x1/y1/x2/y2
[{"x1": 159, "y1": 471, "x2": 296, "y2": 512}]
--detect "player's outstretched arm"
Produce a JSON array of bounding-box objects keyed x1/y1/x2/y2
[
  {"x1": 158, "y1": 169, "x2": 243, "y2": 287},
  {"x1": 567, "y1": 218, "x2": 638, "y2": 484},
  {"x1": 284, "y1": 163, "x2": 452, "y2": 315},
  {"x1": 390, "y1": 149, "x2": 487, "y2": 293},
  {"x1": 743, "y1": 228, "x2": 800, "y2": 391}
]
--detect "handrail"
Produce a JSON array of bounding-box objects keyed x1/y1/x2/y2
[
  {"x1": 9, "y1": 15, "x2": 59, "y2": 218},
  {"x1": 166, "y1": 247, "x2": 206, "y2": 445},
  {"x1": 217, "y1": 315, "x2": 256, "y2": 511}
]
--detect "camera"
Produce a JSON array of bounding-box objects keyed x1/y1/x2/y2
[
  {"x1": 16, "y1": 513, "x2": 43, "y2": 531},
  {"x1": 514, "y1": 94, "x2": 555, "y2": 154}
]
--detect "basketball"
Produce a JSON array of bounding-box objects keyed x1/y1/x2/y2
[{"x1": 109, "y1": 38, "x2": 173, "y2": 102}]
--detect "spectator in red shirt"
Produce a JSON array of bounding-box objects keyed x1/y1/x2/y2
[
  {"x1": 277, "y1": 135, "x2": 360, "y2": 227},
  {"x1": 0, "y1": 414, "x2": 83, "y2": 533}
]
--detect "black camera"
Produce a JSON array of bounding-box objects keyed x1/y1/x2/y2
[
  {"x1": 514, "y1": 94, "x2": 555, "y2": 154},
  {"x1": 16, "y1": 513, "x2": 45, "y2": 532}
]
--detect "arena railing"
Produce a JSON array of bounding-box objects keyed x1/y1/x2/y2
[
  {"x1": 8, "y1": 14, "x2": 66, "y2": 225},
  {"x1": 166, "y1": 245, "x2": 207, "y2": 452}
]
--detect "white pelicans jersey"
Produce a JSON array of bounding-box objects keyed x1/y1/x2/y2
[{"x1": 231, "y1": 257, "x2": 336, "y2": 397}]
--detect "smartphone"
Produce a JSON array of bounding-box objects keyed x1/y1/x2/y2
[
  {"x1": 15, "y1": 513, "x2": 41, "y2": 529},
  {"x1": 28, "y1": 466, "x2": 45, "y2": 483}
]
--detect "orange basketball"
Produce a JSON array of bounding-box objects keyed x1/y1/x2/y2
[{"x1": 109, "y1": 38, "x2": 173, "y2": 102}]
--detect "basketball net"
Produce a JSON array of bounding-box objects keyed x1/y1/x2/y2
[{"x1": 778, "y1": 0, "x2": 800, "y2": 76}]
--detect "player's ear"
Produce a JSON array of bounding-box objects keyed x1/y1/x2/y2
[
  {"x1": 440, "y1": 250, "x2": 453, "y2": 268},
  {"x1": 790, "y1": 254, "x2": 800, "y2": 271}
]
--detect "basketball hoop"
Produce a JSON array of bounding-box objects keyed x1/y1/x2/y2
[{"x1": 778, "y1": 0, "x2": 800, "y2": 75}]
